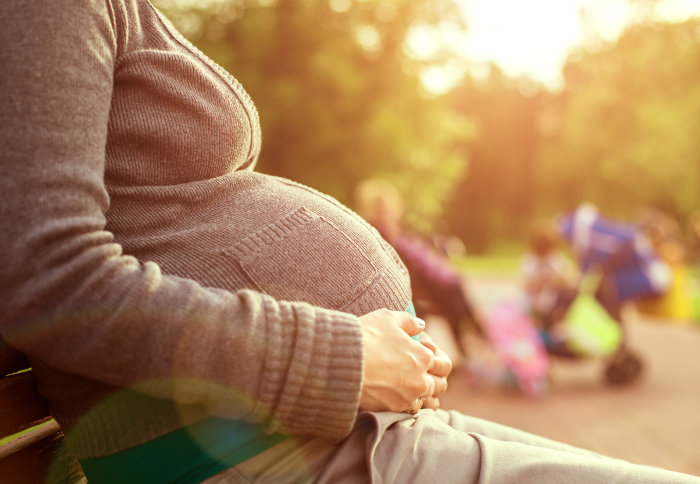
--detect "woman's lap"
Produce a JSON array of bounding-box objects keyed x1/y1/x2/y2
[
  {"x1": 362, "y1": 410, "x2": 696, "y2": 483},
  {"x1": 207, "y1": 409, "x2": 699, "y2": 483}
]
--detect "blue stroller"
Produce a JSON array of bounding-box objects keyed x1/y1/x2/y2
[{"x1": 551, "y1": 204, "x2": 672, "y2": 384}]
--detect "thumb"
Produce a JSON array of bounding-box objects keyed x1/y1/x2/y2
[{"x1": 397, "y1": 313, "x2": 426, "y2": 337}]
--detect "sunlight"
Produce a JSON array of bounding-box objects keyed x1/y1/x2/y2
[
  {"x1": 454, "y1": 0, "x2": 649, "y2": 90},
  {"x1": 657, "y1": 0, "x2": 700, "y2": 20},
  {"x1": 460, "y1": 0, "x2": 583, "y2": 87},
  {"x1": 414, "y1": 0, "x2": 700, "y2": 93}
]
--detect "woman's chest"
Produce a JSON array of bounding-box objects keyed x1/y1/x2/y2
[{"x1": 105, "y1": 2, "x2": 261, "y2": 186}]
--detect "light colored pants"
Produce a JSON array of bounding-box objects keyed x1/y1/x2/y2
[{"x1": 203, "y1": 409, "x2": 700, "y2": 483}]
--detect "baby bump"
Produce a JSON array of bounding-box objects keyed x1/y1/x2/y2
[
  {"x1": 217, "y1": 176, "x2": 412, "y2": 315},
  {"x1": 109, "y1": 172, "x2": 412, "y2": 314},
  {"x1": 108, "y1": 172, "x2": 411, "y2": 314}
]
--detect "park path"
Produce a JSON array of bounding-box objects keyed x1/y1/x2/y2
[{"x1": 437, "y1": 274, "x2": 700, "y2": 477}]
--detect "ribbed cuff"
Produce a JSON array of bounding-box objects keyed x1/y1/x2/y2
[{"x1": 257, "y1": 299, "x2": 363, "y2": 441}]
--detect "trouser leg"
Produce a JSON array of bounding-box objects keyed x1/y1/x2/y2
[
  {"x1": 361, "y1": 410, "x2": 700, "y2": 484},
  {"x1": 208, "y1": 410, "x2": 700, "y2": 483}
]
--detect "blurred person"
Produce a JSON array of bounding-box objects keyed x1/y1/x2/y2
[
  {"x1": 636, "y1": 208, "x2": 692, "y2": 320},
  {"x1": 2, "y1": 2, "x2": 699, "y2": 483},
  {"x1": 637, "y1": 207, "x2": 686, "y2": 267},
  {"x1": 354, "y1": 179, "x2": 482, "y2": 357},
  {"x1": 521, "y1": 220, "x2": 579, "y2": 329},
  {"x1": 686, "y1": 209, "x2": 700, "y2": 270},
  {"x1": 520, "y1": 221, "x2": 579, "y2": 356}
]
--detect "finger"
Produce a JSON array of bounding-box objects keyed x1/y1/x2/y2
[
  {"x1": 419, "y1": 332, "x2": 438, "y2": 354},
  {"x1": 413, "y1": 341, "x2": 436, "y2": 372},
  {"x1": 430, "y1": 351, "x2": 453, "y2": 378},
  {"x1": 406, "y1": 397, "x2": 423, "y2": 414},
  {"x1": 397, "y1": 312, "x2": 426, "y2": 337},
  {"x1": 431, "y1": 375, "x2": 448, "y2": 398},
  {"x1": 419, "y1": 330, "x2": 434, "y2": 344},
  {"x1": 422, "y1": 396, "x2": 440, "y2": 410},
  {"x1": 422, "y1": 373, "x2": 436, "y2": 399}
]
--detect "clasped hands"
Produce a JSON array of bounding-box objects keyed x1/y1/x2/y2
[{"x1": 358, "y1": 309, "x2": 453, "y2": 415}]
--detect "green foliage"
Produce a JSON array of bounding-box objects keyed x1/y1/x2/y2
[
  {"x1": 153, "y1": 0, "x2": 471, "y2": 229},
  {"x1": 539, "y1": 19, "x2": 700, "y2": 222}
]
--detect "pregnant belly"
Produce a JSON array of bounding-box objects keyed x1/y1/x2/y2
[{"x1": 110, "y1": 172, "x2": 412, "y2": 315}]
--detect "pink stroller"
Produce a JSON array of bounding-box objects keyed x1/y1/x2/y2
[{"x1": 483, "y1": 301, "x2": 550, "y2": 397}]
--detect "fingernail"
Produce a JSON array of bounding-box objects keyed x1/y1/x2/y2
[{"x1": 415, "y1": 318, "x2": 426, "y2": 329}]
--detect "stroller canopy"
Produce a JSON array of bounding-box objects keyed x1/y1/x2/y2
[{"x1": 557, "y1": 204, "x2": 671, "y2": 301}]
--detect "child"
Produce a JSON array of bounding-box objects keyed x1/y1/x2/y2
[{"x1": 520, "y1": 221, "x2": 578, "y2": 355}]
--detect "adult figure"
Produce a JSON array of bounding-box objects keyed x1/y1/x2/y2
[
  {"x1": 1, "y1": 1, "x2": 698, "y2": 483},
  {"x1": 354, "y1": 179, "x2": 482, "y2": 358}
]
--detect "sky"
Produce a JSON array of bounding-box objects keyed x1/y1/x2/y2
[{"x1": 415, "y1": 0, "x2": 700, "y2": 92}]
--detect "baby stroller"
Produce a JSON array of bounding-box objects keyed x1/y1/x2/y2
[
  {"x1": 543, "y1": 204, "x2": 672, "y2": 385},
  {"x1": 481, "y1": 300, "x2": 550, "y2": 397},
  {"x1": 534, "y1": 271, "x2": 644, "y2": 386}
]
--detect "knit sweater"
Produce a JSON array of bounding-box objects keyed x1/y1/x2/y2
[{"x1": 0, "y1": 0, "x2": 411, "y2": 458}]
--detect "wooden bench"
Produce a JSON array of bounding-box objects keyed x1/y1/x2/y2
[{"x1": 0, "y1": 338, "x2": 86, "y2": 483}]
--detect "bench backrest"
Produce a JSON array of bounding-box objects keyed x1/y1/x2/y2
[{"x1": 0, "y1": 339, "x2": 85, "y2": 483}]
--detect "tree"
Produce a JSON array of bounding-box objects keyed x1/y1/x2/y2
[
  {"x1": 537, "y1": 19, "x2": 700, "y2": 223},
  {"x1": 153, "y1": 0, "x2": 472, "y2": 231},
  {"x1": 444, "y1": 66, "x2": 544, "y2": 252}
]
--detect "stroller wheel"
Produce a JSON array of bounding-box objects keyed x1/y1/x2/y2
[{"x1": 604, "y1": 348, "x2": 645, "y2": 386}]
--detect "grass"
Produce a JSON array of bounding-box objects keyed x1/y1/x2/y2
[
  {"x1": 452, "y1": 253, "x2": 521, "y2": 277},
  {"x1": 450, "y1": 242, "x2": 525, "y2": 277}
]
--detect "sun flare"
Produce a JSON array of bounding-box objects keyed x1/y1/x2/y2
[{"x1": 414, "y1": 0, "x2": 700, "y2": 93}]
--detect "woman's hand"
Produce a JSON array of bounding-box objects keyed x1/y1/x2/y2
[
  {"x1": 418, "y1": 331, "x2": 453, "y2": 410},
  {"x1": 358, "y1": 309, "x2": 435, "y2": 414}
]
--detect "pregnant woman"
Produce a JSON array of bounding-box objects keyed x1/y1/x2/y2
[{"x1": 1, "y1": 1, "x2": 698, "y2": 483}]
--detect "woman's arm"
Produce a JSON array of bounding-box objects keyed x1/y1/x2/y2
[
  {"x1": 0, "y1": 0, "x2": 438, "y2": 441},
  {"x1": 0, "y1": 0, "x2": 366, "y2": 441}
]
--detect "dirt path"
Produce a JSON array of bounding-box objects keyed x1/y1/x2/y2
[{"x1": 439, "y1": 275, "x2": 700, "y2": 477}]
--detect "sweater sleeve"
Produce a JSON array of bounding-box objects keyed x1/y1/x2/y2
[{"x1": 0, "y1": 0, "x2": 362, "y2": 441}]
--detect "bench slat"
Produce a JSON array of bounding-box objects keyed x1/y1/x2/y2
[
  {"x1": 0, "y1": 426, "x2": 85, "y2": 484},
  {"x1": 0, "y1": 429, "x2": 62, "y2": 484},
  {"x1": 0, "y1": 420, "x2": 61, "y2": 460},
  {"x1": 0, "y1": 338, "x2": 86, "y2": 482},
  {"x1": 0, "y1": 372, "x2": 52, "y2": 438}
]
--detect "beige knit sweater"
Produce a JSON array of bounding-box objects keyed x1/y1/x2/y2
[{"x1": 0, "y1": 0, "x2": 411, "y2": 458}]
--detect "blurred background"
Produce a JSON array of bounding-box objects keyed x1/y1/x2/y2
[
  {"x1": 155, "y1": 0, "x2": 700, "y2": 255},
  {"x1": 153, "y1": 0, "x2": 700, "y2": 475}
]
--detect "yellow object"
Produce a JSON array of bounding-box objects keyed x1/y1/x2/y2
[{"x1": 637, "y1": 265, "x2": 692, "y2": 322}]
